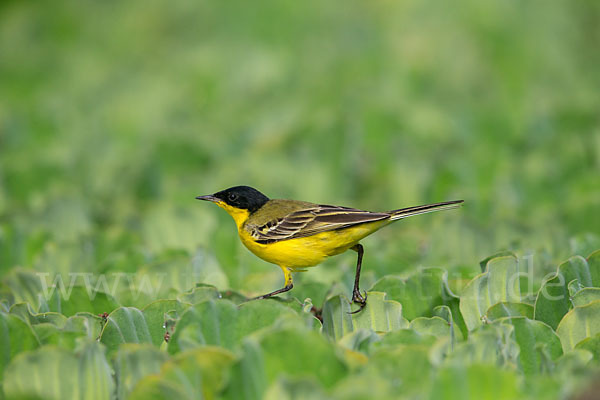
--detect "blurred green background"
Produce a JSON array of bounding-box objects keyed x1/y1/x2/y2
[{"x1": 1, "y1": 0, "x2": 599, "y2": 298}]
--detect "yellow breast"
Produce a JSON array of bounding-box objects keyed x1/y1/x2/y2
[{"x1": 238, "y1": 219, "x2": 389, "y2": 270}]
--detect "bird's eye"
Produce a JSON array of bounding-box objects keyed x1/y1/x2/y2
[{"x1": 228, "y1": 193, "x2": 238, "y2": 202}]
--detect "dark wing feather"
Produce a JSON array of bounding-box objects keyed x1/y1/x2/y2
[{"x1": 250, "y1": 205, "x2": 390, "y2": 244}]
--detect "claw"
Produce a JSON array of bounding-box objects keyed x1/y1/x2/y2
[{"x1": 348, "y1": 290, "x2": 368, "y2": 314}]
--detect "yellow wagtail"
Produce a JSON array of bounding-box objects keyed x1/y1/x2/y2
[{"x1": 197, "y1": 186, "x2": 463, "y2": 313}]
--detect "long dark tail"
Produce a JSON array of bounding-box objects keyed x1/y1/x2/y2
[{"x1": 388, "y1": 200, "x2": 464, "y2": 221}]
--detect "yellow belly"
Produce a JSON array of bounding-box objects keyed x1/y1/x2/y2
[{"x1": 238, "y1": 220, "x2": 389, "y2": 270}]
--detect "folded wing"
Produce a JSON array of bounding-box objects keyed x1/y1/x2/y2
[{"x1": 250, "y1": 205, "x2": 390, "y2": 244}]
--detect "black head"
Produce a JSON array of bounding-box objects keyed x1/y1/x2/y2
[{"x1": 196, "y1": 186, "x2": 269, "y2": 213}]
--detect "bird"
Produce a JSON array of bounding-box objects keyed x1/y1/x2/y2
[{"x1": 196, "y1": 186, "x2": 463, "y2": 313}]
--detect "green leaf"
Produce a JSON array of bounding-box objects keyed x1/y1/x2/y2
[
  {"x1": 571, "y1": 287, "x2": 600, "y2": 307},
  {"x1": 338, "y1": 329, "x2": 381, "y2": 352},
  {"x1": 7, "y1": 303, "x2": 101, "y2": 348},
  {"x1": 265, "y1": 376, "x2": 329, "y2": 400},
  {"x1": 375, "y1": 329, "x2": 437, "y2": 349},
  {"x1": 176, "y1": 284, "x2": 220, "y2": 304},
  {"x1": 433, "y1": 305, "x2": 462, "y2": 345},
  {"x1": 556, "y1": 300, "x2": 600, "y2": 352},
  {"x1": 9, "y1": 302, "x2": 68, "y2": 327},
  {"x1": 142, "y1": 299, "x2": 189, "y2": 346},
  {"x1": 0, "y1": 312, "x2": 40, "y2": 379},
  {"x1": 32, "y1": 314, "x2": 100, "y2": 349},
  {"x1": 410, "y1": 316, "x2": 452, "y2": 339},
  {"x1": 2, "y1": 269, "x2": 46, "y2": 311},
  {"x1": 568, "y1": 279, "x2": 585, "y2": 297},
  {"x1": 430, "y1": 364, "x2": 521, "y2": 400},
  {"x1": 223, "y1": 326, "x2": 350, "y2": 399},
  {"x1": 4, "y1": 342, "x2": 114, "y2": 400},
  {"x1": 46, "y1": 286, "x2": 120, "y2": 317},
  {"x1": 321, "y1": 292, "x2": 408, "y2": 341},
  {"x1": 479, "y1": 251, "x2": 517, "y2": 272},
  {"x1": 129, "y1": 347, "x2": 235, "y2": 400},
  {"x1": 258, "y1": 328, "x2": 349, "y2": 389},
  {"x1": 113, "y1": 344, "x2": 169, "y2": 400},
  {"x1": 100, "y1": 300, "x2": 188, "y2": 353},
  {"x1": 100, "y1": 307, "x2": 153, "y2": 352},
  {"x1": 459, "y1": 254, "x2": 521, "y2": 331},
  {"x1": 575, "y1": 333, "x2": 600, "y2": 363},
  {"x1": 352, "y1": 292, "x2": 408, "y2": 332},
  {"x1": 446, "y1": 324, "x2": 520, "y2": 367},
  {"x1": 336, "y1": 344, "x2": 433, "y2": 399},
  {"x1": 167, "y1": 299, "x2": 297, "y2": 353},
  {"x1": 370, "y1": 267, "x2": 462, "y2": 321},
  {"x1": 288, "y1": 281, "x2": 339, "y2": 309},
  {"x1": 534, "y1": 255, "x2": 600, "y2": 330},
  {"x1": 486, "y1": 302, "x2": 534, "y2": 321},
  {"x1": 221, "y1": 340, "x2": 266, "y2": 400},
  {"x1": 493, "y1": 317, "x2": 562, "y2": 375}
]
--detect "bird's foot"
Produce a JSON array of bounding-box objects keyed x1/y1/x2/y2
[{"x1": 348, "y1": 290, "x2": 367, "y2": 314}]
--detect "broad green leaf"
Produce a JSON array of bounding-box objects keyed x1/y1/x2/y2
[
  {"x1": 9, "y1": 302, "x2": 68, "y2": 327},
  {"x1": 479, "y1": 251, "x2": 517, "y2": 272},
  {"x1": 100, "y1": 307, "x2": 153, "y2": 352},
  {"x1": 219, "y1": 289, "x2": 249, "y2": 305},
  {"x1": 8, "y1": 303, "x2": 101, "y2": 348},
  {"x1": 2, "y1": 269, "x2": 47, "y2": 311},
  {"x1": 433, "y1": 305, "x2": 462, "y2": 344},
  {"x1": 259, "y1": 327, "x2": 349, "y2": 389},
  {"x1": 265, "y1": 377, "x2": 329, "y2": 400},
  {"x1": 410, "y1": 316, "x2": 452, "y2": 339},
  {"x1": 288, "y1": 281, "x2": 339, "y2": 309},
  {"x1": 4, "y1": 342, "x2": 114, "y2": 400},
  {"x1": 46, "y1": 286, "x2": 120, "y2": 317},
  {"x1": 176, "y1": 284, "x2": 220, "y2": 304},
  {"x1": 113, "y1": 344, "x2": 169, "y2": 399},
  {"x1": 375, "y1": 329, "x2": 438, "y2": 348},
  {"x1": 534, "y1": 254, "x2": 600, "y2": 330},
  {"x1": 459, "y1": 255, "x2": 521, "y2": 331},
  {"x1": 554, "y1": 349, "x2": 594, "y2": 387},
  {"x1": 568, "y1": 279, "x2": 585, "y2": 297},
  {"x1": 322, "y1": 292, "x2": 408, "y2": 341},
  {"x1": 352, "y1": 292, "x2": 408, "y2": 332},
  {"x1": 129, "y1": 347, "x2": 235, "y2": 400},
  {"x1": 224, "y1": 327, "x2": 349, "y2": 398},
  {"x1": 168, "y1": 300, "x2": 237, "y2": 353},
  {"x1": 339, "y1": 344, "x2": 433, "y2": 399},
  {"x1": 221, "y1": 340, "x2": 266, "y2": 400},
  {"x1": 167, "y1": 299, "x2": 297, "y2": 353},
  {"x1": 486, "y1": 302, "x2": 534, "y2": 321},
  {"x1": 321, "y1": 295, "x2": 354, "y2": 341},
  {"x1": 556, "y1": 300, "x2": 600, "y2": 352},
  {"x1": 494, "y1": 317, "x2": 562, "y2": 375},
  {"x1": 370, "y1": 267, "x2": 463, "y2": 322},
  {"x1": 446, "y1": 324, "x2": 520, "y2": 368},
  {"x1": 429, "y1": 364, "x2": 521, "y2": 400},
  {"x1": 100, "y1": 300, "x2": 188, "y2": 353},
  {"x1": 575, "y1": 333, "x2": 600, "y2": 363},
  {"x1": 122, "y1": 375, "x2": 186, "y2": 399},
  {"x1": 0, "y1": 312, "x2": 39, "y2": 379},
  {"x1": 338, "y1": 329, "x2": 380, "y2": 352},
  {"x1": 588, "y1": 249, "x2": 600, "y2": 274},
  {"x1": 32, "y1": 314, "x2": 100, "y2": 349},
  {"x1": 572, "y1": 287, "x2": 600, "y2": 307},
  {"x1": 142, "y1": 299, "x2": 189, "y2": 346}
]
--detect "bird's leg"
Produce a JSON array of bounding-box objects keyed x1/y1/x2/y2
[
  {"x1": 248, "y1": 266, "x2": 293, "y2": 301},
  {"x1": 349, "y1": 243, "x2": 367, "y2": 314}
]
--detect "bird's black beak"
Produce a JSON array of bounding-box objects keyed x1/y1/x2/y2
[{"x1": 195, "y1": 194, "x2": 219, "y2": 202}]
